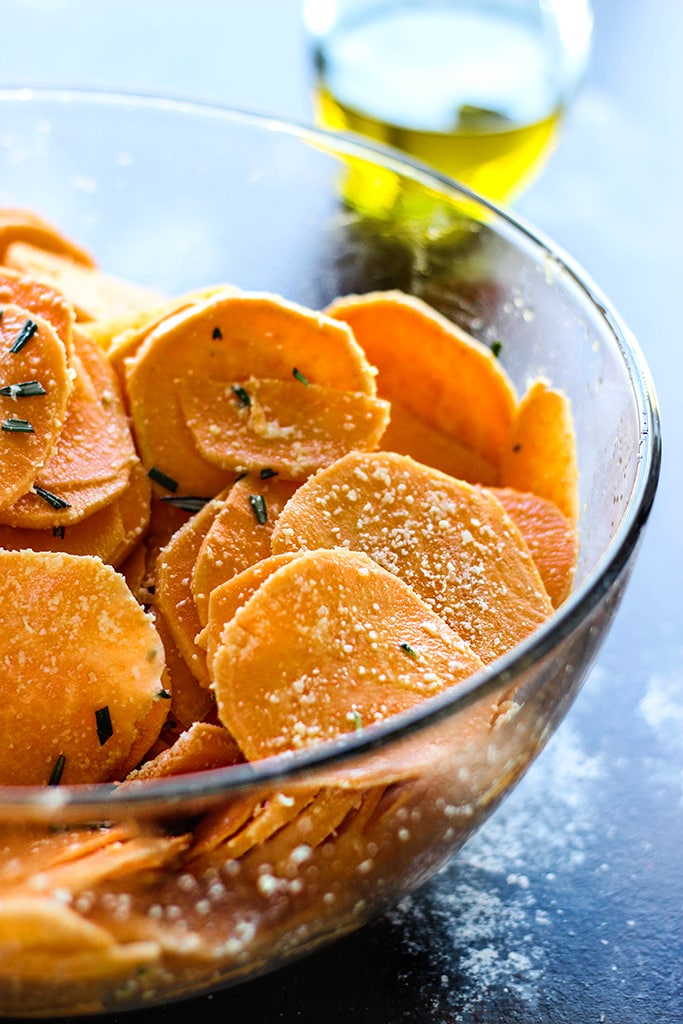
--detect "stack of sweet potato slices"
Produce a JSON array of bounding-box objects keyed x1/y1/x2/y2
[
  {"x1": 0, "y1": 211, "x2": 582, "y2": 978},
  {"x1": 0, "y1": 258, "x2": 146, "y2": 564},
  {"x1": 0, "y1": 215, "x2": 163, "y2": 789},
  {"x1": 0, "y1": 213, "x2": 580, "y2": 787}
]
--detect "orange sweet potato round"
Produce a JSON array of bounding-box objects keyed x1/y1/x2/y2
[
  {"x1": 0, "y1": 460, "x2": 150, "y2": 566},
  {"x1": 0, "y1": 266, "x2": 75, "y2": 359},
  {"x1": 325, "y1": 290, "x2": 518, "y2": 479},
  {"x1": 487, "y1": 485, "x2": 578, "y2": 607},
  {"x1": 212, "y1": 547, "x2": 485, "y2": 761},
  {"x1": 0, "y1": 208, "x2": 95, "y2": 266},
  {"x1": 125, "y1": 291, "x2": 377, "y2": 494},
  {"x1": 180, "y1": 377, "x2": 390, "y2": 481},
  {"x1": 272, "y1": 451, "x2": 553, "y2": 664},
  {"x1": 0, "y1": 304, "x2": 73, "y2": 509},
  {"x1": 191, "y1": 472, "x2": 299, "y2": 626},
  {"x1": 500, "y1": 378, "x2": 579, "y2": 522},
  {"x1": 0, "y1": 550, "x2": 169, "y2": 785}
]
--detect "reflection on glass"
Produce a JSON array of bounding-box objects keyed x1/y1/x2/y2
[{"x1": 304, "y1": 0, "x2": 593, "y2": 207}]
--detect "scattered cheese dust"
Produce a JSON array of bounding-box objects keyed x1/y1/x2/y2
[
  {"x1": 385, "y1": 723, "x2": 604, "y2": 1010},
  {"x1": 212, "y1": 547, "x2": 485, "y2": 761},
  {"x1": 272, "y1": 451, "x2": 554, "y2": 664}
]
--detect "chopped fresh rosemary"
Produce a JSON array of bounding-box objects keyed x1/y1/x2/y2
[
  {"x1": 232, "y1": 385, "x2": 251, "y2": 408},
  {"x1": 95, "y1": 705, "x2": 114, "y2": 746},
  {"x1": 160, "y1": 495, "x2": 210, "y2": 513},
  {"x1": 48, "y1": 753, "x2": 66, "y2": 786},
  {"x1": 400, "y1": 642, "x2": 418, "y2": 658},
  {"x1": 1, "y1": 417, "x2": 34, "y2": 433},
  {"x1": 490, "y1": 340, "x2": 503, "y2": 358},
  {"x1": 0, "y1": 379, "x2": 47, "y2": 398},
  {"x1": 259, "y1": 467, "x2": 278, "y2": 479},
  {"x1": 9, "y1": 318, "x2": 38, "y2": 354},
  {"x1": 292, "y1": 367, "x2": 311, "y2": 385},
  {"x1": 52, "y1": 525, "x2": 66, "y2": 539},
  {"x1": 32, "y1": 485, "x2": 71, "y2": 510},
  {"x1": 157, "y1": 688, "x2": 172, "y2": 700},
  {"x1": 147, "y1": 467, "x2": 179, "y2": 492},
  {"x1": 249, "y1": 493, "x2": 268, "y2": 525},
  {"x1": 349, "y1": 709, "x2": 363, "y2": 733},
  {"x1": 212, "y1": 326, "x2": 223, "y2": 340}
]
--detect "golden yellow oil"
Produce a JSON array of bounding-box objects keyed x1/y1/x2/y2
[
  {"x1": 308, "y1": 1, "x2": 569, "y2": 212},
  {"x1": 313, "y1": 84, "x2": 562, "y2": 206}
]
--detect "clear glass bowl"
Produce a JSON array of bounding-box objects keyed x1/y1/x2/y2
[{"x1": 0, "y1": 88, "x2": 660, "y2": 1017}]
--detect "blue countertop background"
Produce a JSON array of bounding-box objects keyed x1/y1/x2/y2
[{"x1": 1, "y1": 2, "x2": 681, "y2": 1020}]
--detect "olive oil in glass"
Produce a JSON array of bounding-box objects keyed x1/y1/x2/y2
[{"x1": 305, "y1": 0, "x2": 592, "y2": 209}]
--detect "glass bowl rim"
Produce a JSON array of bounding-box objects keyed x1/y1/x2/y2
[{"x1": 0, "y1": 86, "x2": 662, "y2": 812}]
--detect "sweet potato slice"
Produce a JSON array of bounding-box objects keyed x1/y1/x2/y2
[
  {"x1": 146, "y1": 291, "x2": 374, "y2": 393},
  {"x1": 4, "y1": 241, "x2": 163, "y2": 323},
  {"x1": 271, "y1": 451, "x2": 553, "y2": 664},
  {"x1": 0, "y1": 823, "x2": 189, "y2": 988},
  {"x1": 155, "y1": 491, "x2": 229, "y2": 686},
  {"x1": 0, "y1": 468, "x2": 131, "y2": 529},
  {"x1": 488, "y1": 486, "x2": 578, "y2": 606},
  {"x1": 500, "y1": 378, "x2": 579, "y2": 522},
  {"x1": 96, "y1": 284, "x2": 240, "y2": 385},
  {"x1": 0, "y1": 824, "x2": 143, "y2": 887},
  {"x1": 0, "y1": 324, "x2": 137, "y2": 527},
  {"x1": 0, "y1": 929, "x2": 161, "y2": 987},
  {"x1": 325, "y1": 290, "x2": 517, "y2": 475},
  {"x1": 73, "y1": 328, "x2": 138, "y2": 454},
  {"x1": 125, "y1": 722, "x2": 243, "y2": 780},
  {"x1": 13, "y1": 832, "x2": 188, "y2": 898},
  {"x1": 190, "y1": 788, "x2": 318, "y2": 862},
  {"x1": 125, "y1": 291, "x2": 376, "y2": 493},
  {"x1": 0, "y1": 500, "x2": 126, "y2": 561},
  {"x1": 146, "y1": 494, "x2": 194, "y2": 556},
  {"x1": 0, "y1": 460, "x2": 150, "y2": 566},
  {"x1": 0, "y1": 265, "x2": 75, "y2": 358},
  {"x1": 188, "y1": 792, "x2": 265, "y2": 860},
  {"x1": 191, "y1": 473, "x2": 299, "y2": 626},
  {"x1": 0, "y1": 550, "x2": 168, "y2": 785},
  {"x1": 111, "y1": 462, "x2": 153, "y2": 564},
  {"x1": 118, "y1": 539, "x2": 148, "y2": 599},
  {"x1": 241, "y1": 783, "x2": 387, "y2": 882},
  {"x1": 32, "y1": 341, "x2": 137, "y2": 492},
  {"x1": 152, "y1": 608, "x2": 216, "y2": 729},
  {"x1": 212, "y1": 547, "x2": 485, "y2": 761},
  {"x1": 181, "y1": 377, "x2": 390, "y2": 481},
  {"x1": 0, "y1": 897, "x2": 116, "y2": 963},
  {"x1": 119, "y1": 497, "x2": 194, "y2": 606},
  {"x1": 377, "y1": 396, "x2": 499, "y2": 484},
  {"x1": 0, "y1": 207, "x2": 95, "y2": 266},
  {"x1": 244, "y1": 787, "x2": 367, "y2": 860},
  {"x1": 0, "y1": 304, "x2": 73, "y2": 508},
  {"x1": 203, "y1": 789, "x2": 319, "y2": 861},
  {"x1": 200, "y1": 553, "x2": 301, "y2": 673}
]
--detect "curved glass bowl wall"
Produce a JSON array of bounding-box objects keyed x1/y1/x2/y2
[{"x1": 0, "y1": 90, "x2": 660, "y2": 1017}]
